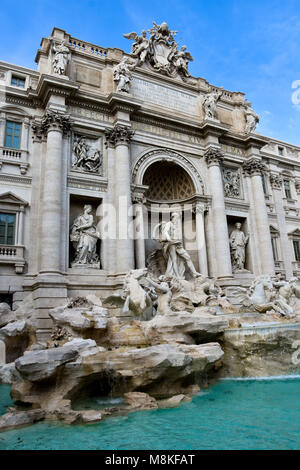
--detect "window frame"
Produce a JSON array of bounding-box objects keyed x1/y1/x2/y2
[
  {"x1": 293, "y1": 240, "x2": 300, "y2": 262},
  {"x1": 10, "y1": 75, "x2": 25, "y2": 88},
  {"x1": 283, "y1": 179, "x2": 292, "y2": 200},
  {"x1": 4, "y1": 120, "x2": 22, "y2": 149},
  {"x1": 0, "y1": 211, "x2": 16, "y2": 246}
]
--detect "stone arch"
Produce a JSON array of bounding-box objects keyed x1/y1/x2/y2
[
  {"x1": 0, "y1": 340, "x2": 5, "y2": 364},
  {"x1": 132, "y1": 148, "x2": 205, "y2": 195}
]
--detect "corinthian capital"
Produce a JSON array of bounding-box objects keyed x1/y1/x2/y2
[
  {"x1": 269, "y1": 173, "x2": 283, "y2": 190},
  {"x1": 41, "y1": 110, "x2": 71, "y2": 135},
  {"x1": 204, "y1": 147, "x2": 224, "y2": 167},
  {"x1": 193, "y1": 203, "x2": 207, "y2": 215},
  {"x1": 242, "y1": 158, "x2": 266, "y2": 177},
  {"x1": 105, "y1": 125, "x2": 134, "y2": 147}
]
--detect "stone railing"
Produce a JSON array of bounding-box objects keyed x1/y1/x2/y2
[
  {"x1": 68, "y1": 37, "x2": 107, "y2": 58},
  {"x1": 0, "y1": 245, "x2": 25, "y2": 273},
  {"x1": 0, "y1": 147, "x2": 29, "y2": 174}
]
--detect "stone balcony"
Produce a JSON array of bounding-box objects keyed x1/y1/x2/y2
[
  {"x1": 0, "y1": 147, "x2": 29, "y2": 174},
  {"x1": 0, "y1": 245, "x2": 25, "y2": 273}
]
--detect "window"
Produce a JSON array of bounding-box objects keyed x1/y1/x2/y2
[
  {"x1": 261, "y1": 174, "x2": 267, "y2": 195},
  {"x1": 0, "y1": 213, "x2": 16, "y2": 245},
  {"x1": 278, "y1": 146, "x2": 284, "y2": 156},
  {"x1": 11, "y1": 76, "x2": 25, "y2": 88},
  {"x1": 271, "y1": 237, "x2": 279, "y2": 261},
  {"x1": 4, "y1": 121, "x2": 21, "y2": 149},
  {"x1": 283, "y1": 179, "x2": 292, "y2": 199},
  {"x1": 293, "y1": 240, "x2": 300, "y2": 262}
]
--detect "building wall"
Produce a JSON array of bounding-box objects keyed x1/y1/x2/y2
[{"x1": 0, "y1": 27, "x2": 299, "y2": 335}]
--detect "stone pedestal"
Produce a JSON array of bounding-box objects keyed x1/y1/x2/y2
[{"x1": 205, "y1": 147, "x2": 232, "y2": 278}]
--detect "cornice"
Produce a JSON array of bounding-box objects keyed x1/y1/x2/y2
[
  {"x1": 0, "y1": 173, "x2": 32, "y2": 185},
  {"x1": 28, "y1": 74, "x2": 79, "y2": 107}
]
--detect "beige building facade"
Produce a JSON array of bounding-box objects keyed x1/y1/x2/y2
[{"x1": 0, "y1": 26, "x2": 299, "y2": 339}]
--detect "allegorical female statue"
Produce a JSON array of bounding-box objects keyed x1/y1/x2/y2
[
  {"x1": 52, "y1": 40, "x2": 70, "y2": 75},
  {"x1": 229, "y1": 222, "x2": 249, "y2": 272},
  {"x1": 154, "y1": 212, "x2": 200, "y2": 279},
  {"x1": 70, "y1": 205, "x2": 100, "y2": 268}
]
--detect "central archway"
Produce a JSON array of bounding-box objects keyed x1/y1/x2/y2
[
  {"x1": 143, "y1": 161, "x2": 196, "y2": 202},
  {"x1": 132, "y1": 148, "x2": 205, "y2": 195}
]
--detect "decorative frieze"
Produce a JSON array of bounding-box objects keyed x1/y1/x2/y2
[
  {"x1": 105, "y1": 125, "x2": 134, "y2": 147},
  {"x1": 204, "y1": 147, "x2": 224, "y2": 167},
  {"x1": 222, "y1": 167, "x2": 241, "y2": 199},
  {"x1": 72, "y1": 136, "x2": 102, "y2": 174},
  {"x1": 269, "y1": 173, "x2": 283, "y2": 190},
  {"x1": 242, "y1": 158, "x2": 266, "y2": 176}
]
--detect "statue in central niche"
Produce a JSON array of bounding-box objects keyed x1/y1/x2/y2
[
  {"x1": 70, "y1": 204, "x2": 101, "y2": 268},
  {"x1": 154, "y1": 212, "x2": 200, "y2": 280},
  {"x1": 229, "y1": 222, "x2": 249, "y2": 272}
]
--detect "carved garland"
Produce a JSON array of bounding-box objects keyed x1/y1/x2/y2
[
  {"x1": 269, "y1": 173, "x2": 283, "y2": 190},
  {"x1": 132, "y1": 148, "x2": 205, "y2": 194}
]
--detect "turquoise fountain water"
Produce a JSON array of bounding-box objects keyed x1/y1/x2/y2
[{"x1": 0, "y1": 377, "x2": 299, "y2": 450}]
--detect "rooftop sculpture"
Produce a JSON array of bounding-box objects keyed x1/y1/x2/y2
[{"x1": 123, "y1": 21, "x2": 193, "y2": 80}]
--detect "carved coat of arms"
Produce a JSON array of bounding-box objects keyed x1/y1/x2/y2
[{"x1": 123, "y1": 22, "x2": 193, "y2": 80}]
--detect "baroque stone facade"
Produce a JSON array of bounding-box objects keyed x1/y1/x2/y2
[{"x1": 0, "y1": 25, "x2": 300, "y2": 339}]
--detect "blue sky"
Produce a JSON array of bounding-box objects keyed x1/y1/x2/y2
[{"x1": 1, "y1": 0, "x2": 300, "y2": 145}]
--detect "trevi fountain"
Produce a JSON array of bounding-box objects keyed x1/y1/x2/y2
[{"x1": 0, "y1": 22, "x2": 299, "y2": 450}]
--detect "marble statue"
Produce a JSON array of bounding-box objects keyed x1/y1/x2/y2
[
  {"x1": 229, "y1": 223, "x2": 249, "y2": 272},
  {"x1": 202, "y1": 88, "x2": 223, "y2": 120},
  {"x1": 72, "y1": 137, "x2": 102, "y2": 173},
  {"x1": 123, "y1": 22, "x2": 193, "y2": 79},
  {"x1": 123, "y1": 30, "x2": 150, "y2": 65},
  {"x1": 51, "y1": 40, "x2": 70, "y2": 75},
  {"x1": 169, "y1": 45, "x2": 193, "y2": 78},
  {"x1": 244, "y1": 102, "x2": 259, "y2": 134},
  {"x1": 229, "y1": 274, "x2": 299, "y2": 317},
  {"x1": 70, "y1": 205, "x2": 100, "y2": 268},
  {"x1": 104, "y1": 268, "x2": 155, "y2": 319},
  {"x1": 113, "y1": 57, "x2": 135, "y2": 93},
  {"x1": 147, "y1": 275, "x2": 173, "y2": 315},
  {"x1": 153, "y1": 212, "x2": 200, "y2": 280}
]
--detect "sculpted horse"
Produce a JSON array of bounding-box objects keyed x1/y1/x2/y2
[{"x1": 104, "y1": 268, "x2": 155, "y2": 320}]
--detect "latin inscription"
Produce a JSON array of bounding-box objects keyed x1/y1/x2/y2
[{"x1": 131, "y1": 78, "x2": 197, "y2": 114}]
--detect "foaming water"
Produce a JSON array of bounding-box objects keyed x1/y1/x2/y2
[
  {"x1": 0, "y1": 378, "x2": 300, "y2": 450},
  {"x1": 221, "y1": 374, "x2": 300, "y2": 381}
]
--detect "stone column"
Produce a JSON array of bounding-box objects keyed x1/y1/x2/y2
[
  {"x1": 133, "y1": 193, "x2": 146, "y2": 269},
  {"x1": 243, "y1": 159, "x2": 274, "y2": 275},
  {"x1": 39, "y1": 110, "x2": 70, "y2": 274},
  {"x1": 194, "y1": 203, "x2": 208, "y2": 277},
  {"x1": 105, "y1": 125, "x2": 135, "y2": 274},
  {"x1": 270, "y1": 173, "x2": 293, "y2": 278},
  {"x1": 205, "y1": 147, "x2": 232, "y2": 278},
  {"x1": 295, "y1": 181, "x2": 300, "y2": 207}
]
